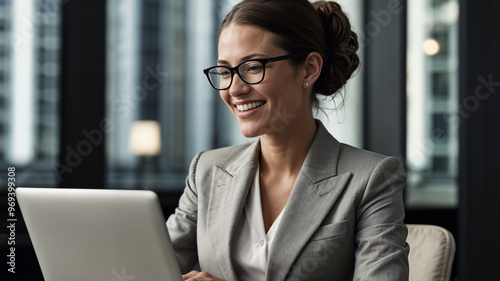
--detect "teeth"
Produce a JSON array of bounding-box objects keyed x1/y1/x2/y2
[{"x1": 236, "y1": 102, "x2": 264, "y2": 112}]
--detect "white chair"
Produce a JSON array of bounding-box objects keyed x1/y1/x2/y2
[{"x1": 406, "y1": 224, "x2": 456, "y2": 281}]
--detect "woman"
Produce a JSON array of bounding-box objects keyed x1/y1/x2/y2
[{"x1": 167, "y1": 0, "x2": 409, "y2": 280}]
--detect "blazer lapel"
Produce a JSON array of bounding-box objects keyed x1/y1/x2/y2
[
  {"x1": 207, "y1": 141, "x2": 260, "y2": 281},
  {"x1": 266, "y1": 122, "x2": 353, "y2": 281}
]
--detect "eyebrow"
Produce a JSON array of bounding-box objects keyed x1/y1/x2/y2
[{"x1": 217, "y1": 53, "x2": 268, "y2": 65}]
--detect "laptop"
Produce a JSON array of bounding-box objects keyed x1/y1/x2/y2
[{"x1": 16, "y1": 187, "x2": 183, "y2": 281}]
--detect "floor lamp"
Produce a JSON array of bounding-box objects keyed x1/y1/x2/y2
[{"x1": 128, "y1": 120, "x2": 162, "y2": 189}]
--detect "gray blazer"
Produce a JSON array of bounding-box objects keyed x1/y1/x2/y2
[{"x1": 167, "y1": 121, "x2": 409, "y2": 281}]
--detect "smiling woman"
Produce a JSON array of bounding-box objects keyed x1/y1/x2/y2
[{"x1": 167, "y1": 1, "x2": 409, "y2": 281}]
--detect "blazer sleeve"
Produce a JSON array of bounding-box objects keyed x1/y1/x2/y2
[
  {"x1": 166, "y1": 152, "x2": 203, "y2": 273},
  {"x1": 353, "y1": 157, "x2": 410, "y2": 281}
]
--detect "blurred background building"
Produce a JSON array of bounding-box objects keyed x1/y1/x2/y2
[
  {"x1": 0, "y1": 0, "x2": 60, "y2": 186},
  {"x1": 406, "y1": 0, "x2": 459, "y2": 208},
  {"x1": 0, "y1": 0, "x2": 9, "y2": 160}
]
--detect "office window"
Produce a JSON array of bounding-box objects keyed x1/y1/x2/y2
[
  {"x1": 406, "y1": 0, "x2": 459, "y2": 207},
  {"x1": 432, "y1": 156, "x2": 448, "y2": 174},
  {"x1": 432, "y1": 71, "x2": 451, "y2": 100},
  {"x1": 106, "y1": 0, "x2": 244, "y2": 190},
  {"x1": 432, "y1": 112, "x2": 449, "y2": 143},
  {"x1": 0, "y1": 0, "x2": 61, "y2": 188}
]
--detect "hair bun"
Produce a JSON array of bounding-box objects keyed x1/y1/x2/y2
[{"x1": 312, "y1": 1, "x2": 360, "y2": 97}]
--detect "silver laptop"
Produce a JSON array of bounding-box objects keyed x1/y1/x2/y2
[{"x1": 16, "y1": 187, "x2": 183, "y2": 281}]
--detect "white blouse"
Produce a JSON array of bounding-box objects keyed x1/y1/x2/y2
[{"x1": 232, "y1": 167, "x2": 285, "y2": 281}]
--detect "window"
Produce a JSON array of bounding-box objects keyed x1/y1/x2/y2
[
  {"x1": 106, "y1": 0, "x2": 244, "y2": 190},
  {"x1": 406, "y1": 0, "x2": 459, "y2": 207},
  {"x1": 0, "y1": 0, "x2": 61, "y2": 188}
]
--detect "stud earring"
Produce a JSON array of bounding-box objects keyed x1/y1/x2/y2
[{"x1": 305, "y1": 82, "x2": 309, "y2": 88}]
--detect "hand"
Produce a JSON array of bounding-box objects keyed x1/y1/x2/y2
[{"x1": 182, "y1": 270, "x2": 227, "y2": 281}]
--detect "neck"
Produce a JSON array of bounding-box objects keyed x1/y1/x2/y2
[{"x1": 259, "y1": 117, "x2": 317, "y2": 176}]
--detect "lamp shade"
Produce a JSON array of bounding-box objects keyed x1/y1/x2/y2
[{"x1": 128, "y1": 121, "x2": 162, "y2": 156}]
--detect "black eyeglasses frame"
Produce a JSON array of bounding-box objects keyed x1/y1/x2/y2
[{"x1": 203, "y1": 53, "x2": 306, "y2": 90}]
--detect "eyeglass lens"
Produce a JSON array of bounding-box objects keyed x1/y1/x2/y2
[{"x1": 208, "y1": 60, "x2": 265, "y2": 90}]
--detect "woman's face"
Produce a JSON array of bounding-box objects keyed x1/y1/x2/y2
[{"x1": 217, "y1": 24, "x2": 312, "y2": 138}]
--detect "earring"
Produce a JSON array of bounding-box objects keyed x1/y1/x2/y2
[{"x1": 305, "y1": 82, "x2": 309, "y2": 88}]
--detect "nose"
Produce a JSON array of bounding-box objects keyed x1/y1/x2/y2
[{"x1": 228, "y1": 72, "x2": 249, "y2": 97}]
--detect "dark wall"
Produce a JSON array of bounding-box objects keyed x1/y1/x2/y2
[
  {"x1": 58, "y1": 0, "x2": 106, "y2": 188},
  {"x1": 458, "y1": 0, "x2": 500, "y2": 279},
  {"x1": 363, "y1": 0, "x2": 406, "y2": 158}
]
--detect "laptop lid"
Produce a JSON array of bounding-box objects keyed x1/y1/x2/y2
[{"x1": 16, "y1": 187, "x2": 183, "y2": 281}]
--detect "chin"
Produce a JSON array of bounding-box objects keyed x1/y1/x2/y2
[
  {"x1": 239, "y1": 127, "x2": 260, "y2": 138},
  {"x1": 237, "y1": 122, "x2": 265, "y2": 138}
]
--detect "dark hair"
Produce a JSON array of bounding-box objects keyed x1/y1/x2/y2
[{"x1": 221, "y1": 0, "x2": 360, "y2": 108}]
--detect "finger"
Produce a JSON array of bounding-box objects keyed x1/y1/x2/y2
[
  {"x1": 183, "y1": 271, "x2": 220, "y2": 281},
  {"x1": 182, "y1": 270, "x2": 200, "y2": 280}
]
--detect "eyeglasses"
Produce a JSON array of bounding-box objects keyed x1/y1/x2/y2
[{"x1": 203, "y1": 54, "x2": 305, "y2": 90}]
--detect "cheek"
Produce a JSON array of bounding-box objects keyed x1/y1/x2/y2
[
  {"x1": 220, "y1": 91, "x2": 234, "y2": 110},
  {"x1": 269, "y1": 78, "x2": 302, "y2": 105},
  {"x1": 269, "y1": 69, "x2": 301, "y2": 96}
]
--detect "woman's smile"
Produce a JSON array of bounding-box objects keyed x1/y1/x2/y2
[{"x1": 235, "y1": 101, "x2": 266, "y2": 112}]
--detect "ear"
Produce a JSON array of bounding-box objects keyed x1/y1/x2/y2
[{"x1": 302, "y1": 52, "x2": 323, "y2": 89}]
